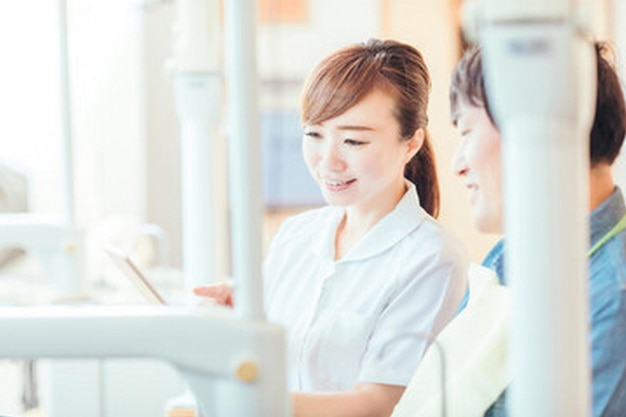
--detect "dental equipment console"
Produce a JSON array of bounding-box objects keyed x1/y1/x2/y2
[{"x1": 0, "y1": 214, "x2": 84, "y2": 300}]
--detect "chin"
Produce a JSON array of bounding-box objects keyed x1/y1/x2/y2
[
  {"x1": 322, "y1": 195, "x2": 349, "y2": 207},
  {"x1": 474, "y1": 214, "x2": 502, "y2": 234}
]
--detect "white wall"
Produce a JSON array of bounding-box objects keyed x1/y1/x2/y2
[
  {"x1": 0, "y1": 1, "x2": 64, "y2": 214},
  {"x1": 257, "y1": 0, "x2": 381, "y2": 78},
  {"x1": 0, "y1": 0, "x2": 147, "y2": 236},
  {"x1": 69, "y1": 0, "x2": 147, "y2": 226}
]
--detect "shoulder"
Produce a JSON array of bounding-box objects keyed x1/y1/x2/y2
[
  {"x1": 390, "y1": 183, "x2": 467, "y2": 263},
  {"x1": 386, "y1": 213, "x2": 469, "y2": 299},
  {"x1": 406, "y1": 213, "x2": 468, "y2": 263},
  {"x1": 482, "y1": 239, "x2": 506, "y2": 285},
  {"x1": 406, "y1": 184, "x2": 465, "y2": 255},
  {"x1": 401, "y1": 214, "x2": 469, "y2": 285},
  {"x1": 590, "y1": 223, "x2": 626, "y2": 287},
  {"x1": 589, "y1": 236, "x2": 626, "y2": 318}
]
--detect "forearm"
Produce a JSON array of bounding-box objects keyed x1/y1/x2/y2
[{"x1": 292, "y1": 383, "x2": 405, "y2": 417}]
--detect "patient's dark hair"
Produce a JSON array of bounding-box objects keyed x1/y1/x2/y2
[
  {"x1": 449, "y1": 43, "x2": 626, "y2": 167},
  {"x1": 592, "y1": 42, "x2": 626, "y2": 166},
  {"x1": 449, "y1": 45, "x2": 493, "y2": 126}
]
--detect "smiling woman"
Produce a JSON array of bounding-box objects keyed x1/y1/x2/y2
[
  {"x1": 301, "y1": 89, "x2": 420, "y2": 226},
  {"x1": 195, "y1": 38, "x2": 469, "y2": 417}
]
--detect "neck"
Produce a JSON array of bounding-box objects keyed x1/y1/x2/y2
[
  {"x1": 589, "y1": 164, "x2": 615, "y2": 211},
  {"x1": 334, "y1": 209, "x2": 387, "y2": 261},
  {"x1": 334, "y1": 181, "x2": 407, "y2": 260}
]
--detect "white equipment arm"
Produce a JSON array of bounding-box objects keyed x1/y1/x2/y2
[{"x1": 0, "y1": 306, "x2": 287, "y2": 416}]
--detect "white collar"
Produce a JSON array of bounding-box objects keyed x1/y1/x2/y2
[{"x1": 312, "y1": 181, "x2": 428, "y2": 262}]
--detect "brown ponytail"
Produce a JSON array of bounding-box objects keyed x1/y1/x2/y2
[{"x1": 405, "y1": 131, "x2": 439, "y2": 217}]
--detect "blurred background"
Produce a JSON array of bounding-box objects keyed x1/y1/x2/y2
[
  {"x1": 0, "y1": 0, "x2": 624, "y2": 416},
  {"x1": 1, "y1": 0, "x2": 624, "y2": 266}
]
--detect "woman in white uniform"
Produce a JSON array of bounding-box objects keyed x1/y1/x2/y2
[{"x1": 195, "y1": 38, "x2": 468, "y2": 417}]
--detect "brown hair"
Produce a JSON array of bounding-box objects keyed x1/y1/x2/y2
[{"x1": 301, "y1": 38, "x2": 440, "y2": 217}]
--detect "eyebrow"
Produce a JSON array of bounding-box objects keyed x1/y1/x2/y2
[
  {"x1": 334, "y1": 125, "x2": 376, "y2": 131},
  {"x1": 303, "y1": 123, "x2": 377, "y2": 132}
]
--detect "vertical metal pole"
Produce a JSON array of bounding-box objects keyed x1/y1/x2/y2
[
  {"x1": 224, "y1": 0, "x2": 265, "y2": 320},
  {"x1": 58, "y1": 0, "x2": 75, "y2": 226},
  {"x1": 171, "y1": 0, "x2": 225, "y2": 300},
  {"x1": 54, "y1": 0, "x2": 84, "y2": 299}
]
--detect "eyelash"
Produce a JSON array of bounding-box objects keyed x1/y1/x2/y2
[{"x1": 303, "y1": 131, "x2": 367, "y2": 146}]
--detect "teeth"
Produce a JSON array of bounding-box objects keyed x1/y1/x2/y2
[{"x1": 325, "y1": 180, "x2": 347, "y2": 186}]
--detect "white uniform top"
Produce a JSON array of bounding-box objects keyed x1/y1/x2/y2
[{"x1": 263, "y1": 182, "x2": 468, "y2": 392}]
